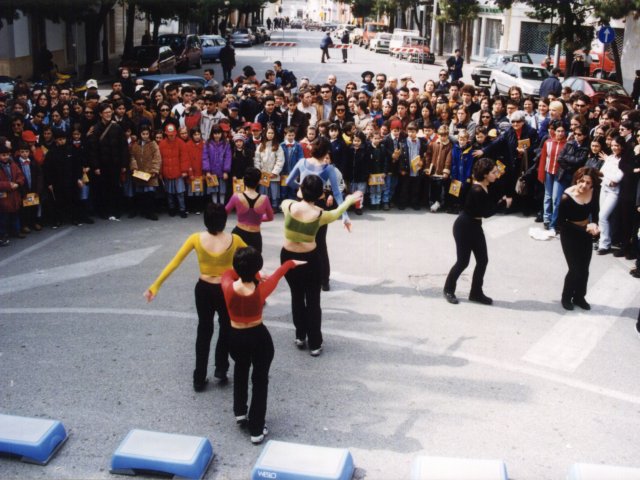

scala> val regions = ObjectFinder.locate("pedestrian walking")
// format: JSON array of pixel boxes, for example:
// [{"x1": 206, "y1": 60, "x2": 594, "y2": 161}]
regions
[
  {"x1": 220, "y1": 40, "x2": 236, "y2": 83},
  {"x1": 320, "y1": 32, "x2": 333, "y2": 64}
]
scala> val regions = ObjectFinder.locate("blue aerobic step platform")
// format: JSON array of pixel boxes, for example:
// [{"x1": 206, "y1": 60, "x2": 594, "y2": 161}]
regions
[
  {"x1": 0, "y1": 413, "x2": 68, "y2": 465},
  {"x1": 251, "y1": 440, "x2": 354, "y2": 480},
  {"x1": 410, "y1": 455, "x2": 508, "y2": 480},
  {"x1": 567, "y1": 463, "x2": 640, "y2": 479},
  {"x1": 110, "y1": 429, "x2": 213, "y2": 479}
]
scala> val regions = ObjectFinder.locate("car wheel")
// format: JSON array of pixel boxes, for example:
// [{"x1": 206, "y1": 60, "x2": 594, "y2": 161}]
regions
[{"x1": 490, "y1": 80, "x2": 499, "y2": 96}]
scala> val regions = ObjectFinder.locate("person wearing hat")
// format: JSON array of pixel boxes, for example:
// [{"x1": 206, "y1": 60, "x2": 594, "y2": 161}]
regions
[
  {"x1": 200, "y1": 94, "x2": 227, "y2": 142},
  {"x1": 230, "y1": 133, "x2": 252, "y2": 183},
  {"x1": 360, "y1": 71, "x2": 375, "y2": 95},
  {"x1": 0, "y1": 142, "x2": 25, "y2": 243},
  {"x1": 87, "y1": 102, "x2": 129, "y2": 220},
  {"x1": 220, "y1": 40, "x2": 236, "y2": 82},
  {"x1": 227, "y1": 102, "x2": 244, "y2": 131}
]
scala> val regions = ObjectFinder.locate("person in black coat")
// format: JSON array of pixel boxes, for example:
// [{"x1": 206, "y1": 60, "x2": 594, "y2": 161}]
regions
[
  {"x1": 220, "y1": 41, "x2": 236, "y2": 82},
  {"x1": 341, "y1": 29, "x2": 350, "y2": 63},
  {"x1": 475, "y1": 111, "x2": 538, "y2": 203},
  {"x1": 43, "y1": 131, "x2": 83, "y2": 226},
  {"x1": 343, "y1": 131, "x2": 369, "y2": 215},
  {"x1": 87, "y1": 103, "x2": 129, "y2": 219},
  {"x1": 283, "y1": 96, "x2": 309, "y2": 141},
  {"x1": 397, "y1": 122, "x2": 428, "y2": 210}
]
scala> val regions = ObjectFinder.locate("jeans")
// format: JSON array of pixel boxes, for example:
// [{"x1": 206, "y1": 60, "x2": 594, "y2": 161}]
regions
[
  {"x1": 550, "y1": 176, "x2": 570, "y2": 230},
  {"x1": 349, "y1": 181, "x2": 366, "y2": 209},
  {"x1": 382, "y1": 174, "x2": 397, "y2": 205},
  {"x1": 167, "y1": 192, "x2": 186, "y2": 213},
  {"x1": 369, "y1": 184, "x2": 383, "y2": 205},
  {"x1": 598, "y1": 188, "x2": 619, "y2": 250},
  {"x1": 259, "y1": 181, "x2": 280, "y2": 209}
]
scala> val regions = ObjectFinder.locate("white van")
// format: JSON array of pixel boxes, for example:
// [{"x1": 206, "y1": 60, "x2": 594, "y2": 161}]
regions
[{"x1": 389, "y1": 29, "x2": 420, "y2": 57}]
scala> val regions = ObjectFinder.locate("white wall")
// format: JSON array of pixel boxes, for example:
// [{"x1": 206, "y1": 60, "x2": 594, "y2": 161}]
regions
[
  {"x1": 621, "y1": 12, "x2": 640, "y2": 93},
  {"x1": 13, "y1": 12, "x2": 31, "y2": 57},
  {"x1": 45, "y1": 19, "x2": 65, "y2": 50}
]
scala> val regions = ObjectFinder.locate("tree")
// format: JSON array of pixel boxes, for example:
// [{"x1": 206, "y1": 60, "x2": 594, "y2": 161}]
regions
[
  {"x1": 496, "y1": 0, "x2": 594, "y2": 77},
  {"x1": 584, "y1": 0, "x2": 640, "y2": 81},
  {"x1": 437, "y1": 0, "x2": 479, "y2": 61}
]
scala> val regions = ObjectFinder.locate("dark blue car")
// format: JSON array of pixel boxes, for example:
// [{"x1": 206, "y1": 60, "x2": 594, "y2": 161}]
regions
[{"x1": 200, "y1": 35, "x2": 226, "y2": 63}]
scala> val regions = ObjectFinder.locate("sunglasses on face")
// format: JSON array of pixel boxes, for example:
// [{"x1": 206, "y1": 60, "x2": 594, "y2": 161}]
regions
[{"x1": 160, "y1": 108, "x2": 170, "y2": 112}]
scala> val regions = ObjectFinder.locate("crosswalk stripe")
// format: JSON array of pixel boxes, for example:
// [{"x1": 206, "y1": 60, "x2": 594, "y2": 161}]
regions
[{"x1": 522, "y1": 267, "x2": 638, "y2": 372}]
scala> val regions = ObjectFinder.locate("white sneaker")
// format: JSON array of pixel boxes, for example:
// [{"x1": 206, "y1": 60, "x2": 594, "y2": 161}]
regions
[
  {"x1": 108, "y1": 216, "x2": 121, "y2": 222},
  {"x1": 546, "y1": 228, "x2": 556, "y2": 237},
  {"x1": 236, "y1": 415, "x2": 248, "y2": 427},
  {"x1": 294, "y1": 339, "x2": 305, "y2": 349},
  {"x1": 310, "y1": 347, "x2": 323, "y2": 357},
  {"x1": 251, "y1": 426, "x2": 269, "y2": 445},
  {"x1": 430, "y1": 201, "x2": 440, "y2": 213}
]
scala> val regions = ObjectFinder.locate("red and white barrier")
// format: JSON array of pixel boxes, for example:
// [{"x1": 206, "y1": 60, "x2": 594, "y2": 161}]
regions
[
  {"x1": 264, "y1": 41, "x2": 297, "y2": 47},
  {"x1": 390, "y1": 47, "x2": 422, "y2": 55},
  {"x1": 328, "y1": 44, "x2": 353, "y2": 49}
]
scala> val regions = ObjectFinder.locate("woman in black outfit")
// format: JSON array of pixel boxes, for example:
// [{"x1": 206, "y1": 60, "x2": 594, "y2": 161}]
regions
[
  {"x1": 556, "y1": 166, "x2": 601, "y2": 311},
  {"x1": 444, "y1": 158, "x2": 512, "y2": 305}
]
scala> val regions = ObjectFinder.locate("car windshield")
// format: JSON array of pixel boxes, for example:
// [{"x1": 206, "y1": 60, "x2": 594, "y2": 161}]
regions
[
  {"x1": 590, "y1": 81, "x2": 627, "y2": 95},
  {"x1": 125, "y1": 46, "x2": 158, "y2": 60},
  {"x1": 367, "y1": 24, "x2": 387, "y2": 33},
  {"x1": 520, "y1": 67, "x2": 549, "y2": 80},
  {"x1": 158, "y1": 36, "x2": 184, "y2": 51}
]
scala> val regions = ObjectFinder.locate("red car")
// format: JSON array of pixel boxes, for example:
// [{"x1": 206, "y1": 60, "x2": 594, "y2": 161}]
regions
[{"x1": 561, "y1": 77, "x2": 634, "y2": 109}]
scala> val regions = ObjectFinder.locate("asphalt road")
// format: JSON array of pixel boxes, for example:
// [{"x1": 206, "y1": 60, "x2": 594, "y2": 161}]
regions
[{"x1": 2, "y1": 29, "x2": 640, "y2": 480}]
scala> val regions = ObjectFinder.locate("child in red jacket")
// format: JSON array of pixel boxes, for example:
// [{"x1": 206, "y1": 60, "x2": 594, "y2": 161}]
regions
[
  {"x1": 186, "y1": 127, "x2": 205, "y2": 214},
  {"x1": 158, "y1": 124, "x2": 190, "y2": 218},
  {"x1": 0, "y1": 143, "x2": 25, "y2": 245}
]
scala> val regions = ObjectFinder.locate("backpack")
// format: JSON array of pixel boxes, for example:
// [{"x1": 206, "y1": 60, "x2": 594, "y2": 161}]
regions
[{"x1": 283, "y1": 69, "x2": 297, "y2": 89}]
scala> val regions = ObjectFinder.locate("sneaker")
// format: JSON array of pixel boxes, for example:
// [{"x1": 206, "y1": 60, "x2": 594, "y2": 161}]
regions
[
  {"x1": 0, "y1": 238, "x2": 9, "y2": 247},
  {"x1": 546, "y1": 228, "x2": 556, "y2": 237},
  {"x1": 236, "y1": 415, "x2": 248, "y2": 427},
  {"x1": 613, "y1": 249, "x2": 625, "y2": 258},
  {"x1": 543, "y1": 222, "x2": 550, "y2": 230},
  {"x1": 294, "y1": 339, "x2": 306, "y2": 349},
  {"x1": 214, "y1": 369, "x2": 228, "y2": 384},
  {"x1": 430, "y1": 201, "x2": 440, "y2": 213},
  {"x1": 535, "y1": 214, "x2": 544, "y2": 223},
  {"x1": 630, "y1": 268, "x2": 640, "y2": 278},
  {"x1": 108, "y1": 216, "x2": 121, "y2": 222},
  {"x1": 597, "y1": 248, "x2": 611, "y2": 255},
  {"x1": 572, "y1": 297, "x2": 591, "y2": 310},
  {"x1": 382, "y1": 203, "x2": 390, "y2": 211},
  {"x1": 251, "y1": 426, "x2": 269, "y2": 445},
  {"x1": 180, "y1": 211, "x2": 188, "y2": 219},
  {"x1": 309, "y1": 347, "x2": 323, "y2": 357}
]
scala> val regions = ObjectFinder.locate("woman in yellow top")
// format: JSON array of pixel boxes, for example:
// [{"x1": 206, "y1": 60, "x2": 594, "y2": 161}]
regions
[
  {"x1": 144, "y1": 203, "x2": 247, "y2": 391},
  {"x1": 280, "y1": 172, "x2": 362, "y2": 357}
]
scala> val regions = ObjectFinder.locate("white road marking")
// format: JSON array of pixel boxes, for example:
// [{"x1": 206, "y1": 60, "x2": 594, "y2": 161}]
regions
[
  {"x1": 522, "y1": 268, "x2": 638, "y2": 372},
  {"x1": 0, "y1": 246, "x2": 160, "y2": 296},
  {"x1": 3, "y1": 306, "x2": 640, "y2": 406},
  {"x1": 0, "y1": 228, "x2": 73, "y2": 269}
]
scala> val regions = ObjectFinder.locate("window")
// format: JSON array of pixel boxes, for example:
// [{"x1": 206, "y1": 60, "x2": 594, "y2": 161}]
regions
[{"x1": 520, "y1": 67, "x2": 549, "y2": 80}]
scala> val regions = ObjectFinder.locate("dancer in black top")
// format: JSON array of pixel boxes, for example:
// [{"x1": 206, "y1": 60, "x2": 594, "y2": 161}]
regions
[
  {"x1": 444, "y1": 158, "x2": 512, "y2": 305},
  {"x1": 556, "y1": 166, "x2": 601, "y2": 311}
]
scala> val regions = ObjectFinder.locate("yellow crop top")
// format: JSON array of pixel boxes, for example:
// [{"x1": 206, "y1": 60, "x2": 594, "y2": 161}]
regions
[
  {"x1": 281, "y1": 197, "x2": 355, "y2": 243},
  {"x1": 148, "y1": 233, "x2": 247, "y2": 295}
]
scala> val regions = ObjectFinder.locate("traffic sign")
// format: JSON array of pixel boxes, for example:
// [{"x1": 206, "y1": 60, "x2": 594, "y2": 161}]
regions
[{"x1": 598, "y1": 26, "x2": 615, "y2": 44}]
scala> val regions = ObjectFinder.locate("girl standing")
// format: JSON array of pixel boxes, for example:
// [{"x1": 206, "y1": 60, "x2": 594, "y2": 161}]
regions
[
  {"x1": 254, "y1": 125, "x2": 285, "y2": 210},
  {"x1": 203, "y1": 124, "x2": 232, "y2": 205},
  {"x1": 597, "y1": 136, "x2": 625, "y2": 254},
  {"x1": 130, "y1": 125, "x2": 161, "y2": 221},
  {"x1": 557, "y1": 167, "x2": 601, "y2": 310},
  {"x1": 186, "y1": 128, "x2": 205, "y2": 215}
]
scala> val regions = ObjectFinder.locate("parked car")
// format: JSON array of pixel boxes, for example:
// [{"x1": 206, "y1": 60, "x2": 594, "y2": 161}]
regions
[
  {"x1": 562, "y1": 76, "x2": 634, "y2": 109},
  {"x1": 0, "y1": 76, "x2": 17, "y2": 95},
  {"x1": 304, "y1": 20, "x2": 322, "y2": 31},
  {"x1": 254, "y1": 27, "x2": 270, "y2": 43},
  {"x1": 369, "y1": 32, "x2": 392, "y2": 54},
  {"x1": 118, "y1": 45, "x2": 176, "y2": 75},
  {"x1": 200, "y1": 35, "x2": 226, "y2": 63},
  {"x1": 137, "y1": 74, "x2": 206, "y2": 94},
  {"x1": 389, "y1": 29, "x2": 420, "y2": 57},
  {"x1": 231, "y1": 28, "x2": 256, "y2": 47},
  {"x1": 489, "y1": 62, "x2": 550, "y2": 98},
  {"x1": 542, "y1": 50, "x2": 616, "y2": 78},
  {"x1": 321, "y1": 22, "x2": 338, "y2": 32},
  {"x1": 290, "y1": 20, "x2": 304, "y2": 29},
  {"x1": 395, "y1": 36, "x2": 435, "y2": 64},
  {"x1": 471, "y1": 51, "x2": 533, "y2": 86},
  {"x1": 157, "y1": 34, "x2": 202, "y2": 72},
  {"x1": 349, "y1": 28, "x2": 364, "y2": 45},
  {"x1": 362, "y1": 22, "x2": 389, "y2": 49}
]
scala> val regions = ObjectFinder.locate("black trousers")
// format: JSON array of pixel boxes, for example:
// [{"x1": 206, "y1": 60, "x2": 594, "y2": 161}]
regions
[
  {"x1": 444, "y1": 213, "x2": 488, "y2": 295},
  {"x1": 280, "y1": 248, "x2": 323, "y2": 350},
  {"x1": 232, "y1": 226, "x2": 262, "y2": 253},
  {"x1": 193, "y1": 280, "x2": 231, "y2": 383},
  {"x1": 229, "y1": 324, "x2": 274, "y2": 437},
  {"x1": 397, "y1": 175, "x2": 425, "y2": 209},
  {"x1": 93, "y1": 172, "x2": 121, "y2": 218},
  {"x1": 321, "y1": 47, "x2": 330, "y2": 62},
  {"x1": 560, "y1": 228, "x2": 592, "y2": 302}
]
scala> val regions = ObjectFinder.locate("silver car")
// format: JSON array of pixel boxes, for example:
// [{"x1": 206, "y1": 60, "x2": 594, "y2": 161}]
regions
[
  {"x1": 231, "y1": 28, "x2": 255, "y2": 47},
  {"x1": 370, "y1": 32, "x2": 392, "y2": 54},
  {"x1": 489, "y1": 62, "x2": 550, "y2": 99}
]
